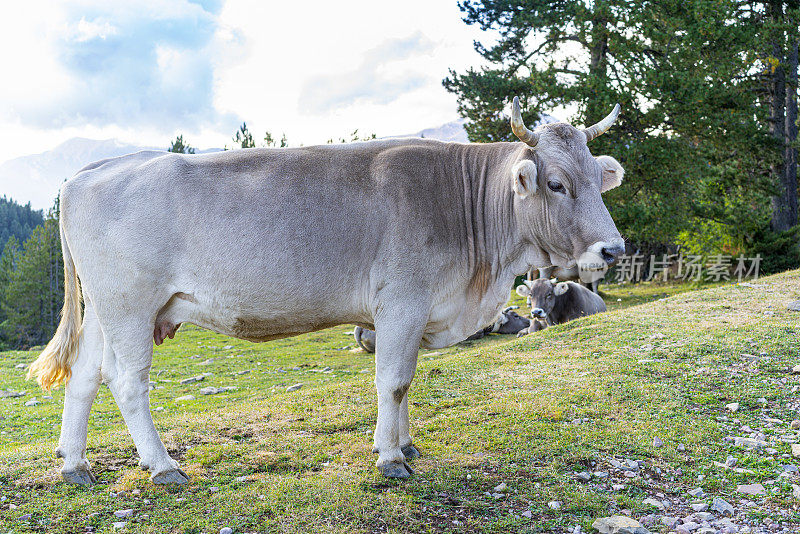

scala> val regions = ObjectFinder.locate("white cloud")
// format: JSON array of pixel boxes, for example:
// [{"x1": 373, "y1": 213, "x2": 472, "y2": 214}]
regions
[
  {"x1": 299, "y1": 32, "x2": 435, "y2": 114},
  {"x1": 71, "y1": 17, "x2": 118, "y2": 42},
  {"x1": 0, "y1": 1, "x2": 242, "y2": 132},
  {"x1": 211, "y1": 0, "x2": 490, "y2": 146},
  {"x1": 0, "y1": 0, "x2": 492, "y2": 166}
]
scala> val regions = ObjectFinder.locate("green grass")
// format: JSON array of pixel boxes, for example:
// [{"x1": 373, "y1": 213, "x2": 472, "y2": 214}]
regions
[{"x1": 0, "y1": 275, "x2": 797, "y2": 533}]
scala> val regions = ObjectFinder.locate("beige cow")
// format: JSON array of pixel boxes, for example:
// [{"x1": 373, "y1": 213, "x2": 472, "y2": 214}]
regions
[{"x1": 29, "y1": 96, "x2": 625, "y2": 484}]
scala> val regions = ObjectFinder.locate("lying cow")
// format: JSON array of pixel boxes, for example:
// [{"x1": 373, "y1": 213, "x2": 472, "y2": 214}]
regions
[
  {"x1": 515, "y1": 279, "x2": 606, "y2": 334},
  {"x1": 354, "y1": 325, "x2": 376, "y2": 353},
  {"x1": 29, "y1": 95, "x2": 625, "y2": 484},
  {"x1": 465, "y1": 306, "x2": 530, "y2": 340},
  {"x1": 355, "y1": 306, "x2": 530, "y2": 352}
]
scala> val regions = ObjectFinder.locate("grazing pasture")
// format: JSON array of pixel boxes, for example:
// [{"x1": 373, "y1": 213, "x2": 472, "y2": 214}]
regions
[{"x1": 0, "y1": 274, "x2": 798, "y2": 533}]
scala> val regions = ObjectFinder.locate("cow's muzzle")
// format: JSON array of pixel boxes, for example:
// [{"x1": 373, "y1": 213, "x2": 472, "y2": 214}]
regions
[
  {"x1": 587, "y1": 238, "x2": 625, "y2": 266},
  {"x1": 531, "y1": 308, "x2": 547, "y2": 319}
]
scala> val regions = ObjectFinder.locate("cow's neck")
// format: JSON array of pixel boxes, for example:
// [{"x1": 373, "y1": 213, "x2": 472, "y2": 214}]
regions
[{"x1": 455, "y1": 142, "x2": 534, "y2": 307}]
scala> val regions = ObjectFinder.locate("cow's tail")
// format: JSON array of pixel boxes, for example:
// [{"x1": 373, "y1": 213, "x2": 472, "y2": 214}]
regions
[{"x1": 27, "y1": 218, "x2": 82, "y2": 391}]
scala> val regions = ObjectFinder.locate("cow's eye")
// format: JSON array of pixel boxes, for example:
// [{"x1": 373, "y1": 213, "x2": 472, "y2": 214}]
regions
[{"x1": 547, "y1": 180, "x2": 566, "y2": 194}]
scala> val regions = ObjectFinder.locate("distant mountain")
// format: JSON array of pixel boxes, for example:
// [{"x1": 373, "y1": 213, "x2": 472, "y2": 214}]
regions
[
  {"x1": 403, "y1": 119, "x2": 470, "y2": 143},
  {"x1": 0, "y1": 115, "x2": 560, "y2": 210},
  {"x1": 394, "y1": 114, "x2": 558, "y2": 144}
]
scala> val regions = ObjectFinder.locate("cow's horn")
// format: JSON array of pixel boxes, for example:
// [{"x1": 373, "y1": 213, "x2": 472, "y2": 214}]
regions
[
  {"x1": 583, "y1": 103, "x2": 621, "y2": 142},
  {"x1": 510, "y1": 96, "x2": 539, "y2": 147}
]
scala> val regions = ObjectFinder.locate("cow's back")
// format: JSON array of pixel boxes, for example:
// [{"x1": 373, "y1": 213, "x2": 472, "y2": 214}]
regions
[{"x1": 553, "y1": 282, "x2": 606, "y2": 322}]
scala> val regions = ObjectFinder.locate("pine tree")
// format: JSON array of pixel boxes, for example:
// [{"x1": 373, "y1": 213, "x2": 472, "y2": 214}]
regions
[
  {"x1": 764, "y1": 0, "x2": 800, "y2": 231},
  {"x1": 263, "y1": 131, "x2": 289, "y2": 148},
  {"x1": 168, "y1": 134, "x2": 196, "y2": 154},
  {"x1": 444, "y1": 0, "x2": 778, "y2": 256},
  {"x1": 0, "y1": 235, "x2": 19, "y2": 341},
  {"x1": 0, "y1": 196, "x2": 44, "y2": 251},
  {"x1": 233, "y1": 123, "x2": 256, "y2": 149},
  {"x1": 1, "y1": 201, "x2": 63, "y2": 349}
]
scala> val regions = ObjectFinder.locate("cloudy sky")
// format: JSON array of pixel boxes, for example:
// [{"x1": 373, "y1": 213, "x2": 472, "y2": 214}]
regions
[{"x1": 0, "y1": 0, "x2": 492, "y2": 163}]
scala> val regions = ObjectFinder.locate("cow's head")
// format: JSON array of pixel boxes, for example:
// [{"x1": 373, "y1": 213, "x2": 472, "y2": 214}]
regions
[
  {"x1": 515, "y1": 279, "x2": 568, "y2": 319},
  {"x1": 489, "y1": 306, "x2": 531, "y2": 335},
  {"x1": 509, "y1": 96, "x2": 625, "y2": 268}
]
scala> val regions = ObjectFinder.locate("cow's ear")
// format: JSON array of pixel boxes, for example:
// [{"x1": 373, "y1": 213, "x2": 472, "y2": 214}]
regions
[
  {"x1": 554, "y1": 282, "x2": 569, "y2": 296},
  {"x1": 596, "y1": 155, "x2": 624, "y2": 193},
  {"x1": 512, "y1": 160, "x2": 537, "y2": 199},
  {"x1": 515, "y1": 281, "x2": 532, "y2": 297}
]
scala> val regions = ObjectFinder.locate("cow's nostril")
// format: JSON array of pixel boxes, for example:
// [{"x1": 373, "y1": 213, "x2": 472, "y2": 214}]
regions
[{"x1": 601, "y1": 244, "x2": 624, "y2": 265}]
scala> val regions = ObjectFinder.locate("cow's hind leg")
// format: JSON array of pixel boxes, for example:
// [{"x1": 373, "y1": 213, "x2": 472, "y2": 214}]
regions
[
  {"x1": 102, "y1": 321, "x2": 188, "y2": 484},
  {"x1": 58, "y1": 303, "x2": 103, "y2": 484},
  {"x1": 372, "y1": 304, "x2": 425, "y2": 478}
]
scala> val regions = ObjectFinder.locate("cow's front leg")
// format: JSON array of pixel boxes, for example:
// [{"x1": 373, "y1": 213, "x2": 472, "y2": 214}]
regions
[
  {"x1": 398, "y1": 393, "x2": 420, "y2": 460},
  {"x1": 103, "y1": 335, "x2": 188, "y2": 484},
  {"x1": 372, "y1": 307, "x2": 425, "y2": 478}
]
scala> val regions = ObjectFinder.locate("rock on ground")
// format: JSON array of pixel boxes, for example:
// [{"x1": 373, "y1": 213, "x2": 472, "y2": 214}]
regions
[
  {"x1": 642, "y1": 497, "x2": 665, "y2": 510},
  {"x1": 733, "y1": 436, "x2": 767, "y2": 449},
  {"x1": 286, "y1": 383, "x2": 303, "y2": 392},
  {"x1": 591, "y1": 515, "x2": 651, "y2": 534},
  {"x1": 710, "y1": 496, "x2": 735, "y2": 517},
  {"x1": 179, "y1": 374, "x2": 209, "y2": 385},
  {"x1": 199, "y1": 386, "x2": 237, "y2": 395},
  {"x1": 736, "y1": 483, "x2": 766, "y2": 495},
  {"x1": 661, "y1": 516, "x2": 678, "y2": 528},
  {"x1": 688, "y1": 487, "x2": 706, "y2": 498}
]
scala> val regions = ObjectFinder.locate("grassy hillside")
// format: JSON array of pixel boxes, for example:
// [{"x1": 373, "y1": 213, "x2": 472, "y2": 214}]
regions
[{"x1": 0, "y1": 275, "x2": 797, "y2": 533}]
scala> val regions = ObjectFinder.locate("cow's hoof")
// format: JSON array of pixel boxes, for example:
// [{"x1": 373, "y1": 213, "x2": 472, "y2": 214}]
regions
[
  {"x1": 378, "y1": 460, "x2": 414, "y2": 479},
  {"x1": 401, "y1": 444, "x2": 420, "y2": 460},
  {"x1": 151, "y1": 468, "x2": 189, "y2": 485},
  {"x1": 62, "y1": 468, "x2": 96, "y2": 485},
  {"x1": 371, "y1": 445, "x2": 379, "y2": 454}
]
